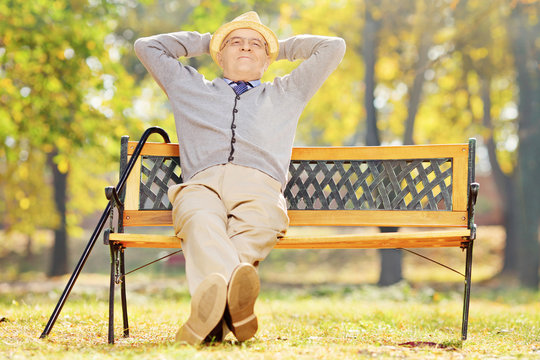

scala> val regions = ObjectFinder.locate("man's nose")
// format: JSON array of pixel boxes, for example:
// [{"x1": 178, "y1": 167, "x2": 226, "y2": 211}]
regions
[{"x1": 240, "y1": 43, "x2": 252, "y2": 51}]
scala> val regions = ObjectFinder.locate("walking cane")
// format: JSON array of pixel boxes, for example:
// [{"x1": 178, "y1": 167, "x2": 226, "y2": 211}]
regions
[{"x1": 40, "y1": 127, "x2": 170, "y2": 339}]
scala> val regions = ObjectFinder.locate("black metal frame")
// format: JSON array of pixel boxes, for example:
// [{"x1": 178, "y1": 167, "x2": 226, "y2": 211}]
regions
[
  {"x1": 106, "y1": 242, "x2": 129, "y2": 343},
  {"x1": 39, "y1": 127, "x2": 170, "y2": 343},
  {"x1": 461, "y1": 138, "x2": 480, "y2": 340}
]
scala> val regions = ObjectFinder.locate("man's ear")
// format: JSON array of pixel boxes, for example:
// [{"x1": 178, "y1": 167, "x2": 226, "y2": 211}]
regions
[
  {"x1": 263, "y1": 55, "x2": 271, "y2": 72},
  {"x1": 217, "y1": 52, "x2": 224, "y2": 68}
]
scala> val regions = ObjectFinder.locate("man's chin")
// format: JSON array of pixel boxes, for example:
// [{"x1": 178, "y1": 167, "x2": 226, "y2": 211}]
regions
[{"x1": 228, "y1": 69, "x2": 261, "y2": 80}]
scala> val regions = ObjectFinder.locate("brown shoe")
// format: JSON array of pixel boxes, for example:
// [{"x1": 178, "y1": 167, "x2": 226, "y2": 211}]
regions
[
  {"x1": 226, "y1": 263, "x2": 260, "y2": 342},
  {"x1": 176, "y1": 273, "x2": 227, "y2": 345},
  {"x1": 203, "y1": 319, "x2": 227, "y2": 343}
]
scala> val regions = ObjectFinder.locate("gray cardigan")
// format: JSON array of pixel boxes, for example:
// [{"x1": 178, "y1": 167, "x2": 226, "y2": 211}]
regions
[{"x1": 134, "y1": 31, "x2": 345, "y2": 188}]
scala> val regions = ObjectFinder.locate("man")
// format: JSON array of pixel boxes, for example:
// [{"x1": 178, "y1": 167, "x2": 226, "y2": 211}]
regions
[{"x1": 134, "y1": 11, "x2": 345, "y2": 344}]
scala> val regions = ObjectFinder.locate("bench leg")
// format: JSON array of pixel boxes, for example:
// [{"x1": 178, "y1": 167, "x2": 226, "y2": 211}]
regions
[
  {"x1": 461, "y1": 241, "x2": 474, "y2": 340},
  {"x1": 108, "y1": 244, "x2": 117, "y2": 344},
  {"x1": 119, "y1": 248, "x2": 129, "y2": 338}
]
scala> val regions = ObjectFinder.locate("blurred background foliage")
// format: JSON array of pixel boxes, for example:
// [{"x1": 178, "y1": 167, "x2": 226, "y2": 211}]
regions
[{"x1": 0, "y1": 0, "x2": 538, "y2": 287}]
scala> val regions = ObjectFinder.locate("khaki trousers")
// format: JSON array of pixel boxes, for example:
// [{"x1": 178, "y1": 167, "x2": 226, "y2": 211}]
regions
[{"x1": 168, "y1": 163, "x2": 289, "y2": 294}]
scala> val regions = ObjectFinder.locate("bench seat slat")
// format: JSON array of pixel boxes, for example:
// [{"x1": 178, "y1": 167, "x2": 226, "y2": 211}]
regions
[
  {"x1": 123, "y1": 210, "x2": 469, "y2": 228},
  {"x1": 108, "y1": 229, "x2": 470, "y2": 250}
]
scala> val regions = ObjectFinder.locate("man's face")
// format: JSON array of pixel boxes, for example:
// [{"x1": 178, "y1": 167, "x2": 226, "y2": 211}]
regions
[{"x1": 217, "y1": 28, "x2": 270, "y2": 82}]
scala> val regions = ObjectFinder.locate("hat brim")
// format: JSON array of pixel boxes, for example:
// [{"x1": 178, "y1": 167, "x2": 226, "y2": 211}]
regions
[{"x1": 210, "y1": 20, "x2": 279, "y2": 67}]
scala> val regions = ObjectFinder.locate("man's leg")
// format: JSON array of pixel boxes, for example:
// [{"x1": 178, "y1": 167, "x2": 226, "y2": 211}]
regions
[
  {"x1": 221, "y1": 164, "x2": 289, "y2": 341},
  {"x1": 223, "y1": 165, "x2": 289, "y2": 266},
  {"x1": 169, "y1": 181, "x2": 240, "y2": 295},
  {"x1": 168, "y1": 167, "x2": 241, "y2": 343}
]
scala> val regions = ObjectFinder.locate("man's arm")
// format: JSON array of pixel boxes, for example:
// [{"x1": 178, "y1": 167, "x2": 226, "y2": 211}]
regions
[
  {"x1": 276, "y1": 35, "x2": 346, "y2": 101},
  {"x1": 134, "y1": 31, "x2": 211, "y2": 94}
]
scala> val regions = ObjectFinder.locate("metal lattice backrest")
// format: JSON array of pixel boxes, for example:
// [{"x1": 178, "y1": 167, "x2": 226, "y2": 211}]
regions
[
  {"x1": 138, "y1": 156, "x2": 453, "y2": 211},
  {"x1": 140, "y1": 156, "x2": 182, "y2": 210},
  {"x1": 286, "y1": 159, "x2": 452, "y2": 210}
]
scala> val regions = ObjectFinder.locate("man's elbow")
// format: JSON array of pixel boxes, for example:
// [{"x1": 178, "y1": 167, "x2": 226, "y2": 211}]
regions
[
  {"x1": 134, "y1": 37, "x2": 152, "y2": 57},
  {"x1": 321, "y1": 37, "x2": 346, "y2": 66},
  {"x1": 333, "y1": 37, "x2": 346, "y2": 60}
]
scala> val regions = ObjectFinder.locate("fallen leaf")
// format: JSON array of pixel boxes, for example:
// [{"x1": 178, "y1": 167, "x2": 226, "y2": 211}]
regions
[{"x1": 399, "y1": 341, "x2": 456, "y2": 350}]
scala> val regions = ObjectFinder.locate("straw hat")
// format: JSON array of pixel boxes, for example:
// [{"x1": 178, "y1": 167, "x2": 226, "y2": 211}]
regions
[{"x1": 210, "y1": 11, "x2": 279, "y2": 67}]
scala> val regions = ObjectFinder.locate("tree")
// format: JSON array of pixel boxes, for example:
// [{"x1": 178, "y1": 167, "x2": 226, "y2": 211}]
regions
[
  {"x1": 358, "y1": 0, "x2": 401, "y2": 286},
  {"x1": 269, "y1": 0, "x2": 539, "y2": 287},
  {"x1": 451, "y1": 0, "x2": 522, "y2": 276},
  {"x1": 273, "y1": 0, "x2": 450, "y2": 285},
  {"x1": 0, "y1": 144, "x2": 57, "y2": 257},
  {"x1": 447, "y1": 0, "x2": 539, "y2": 287},
  {"x1": 508, "y1": 0, "x2": 540, "y2": 288},
  {"x1": 283, "y1": 0, "x2": 539, "y2": 287},
  {"x1": 0, "y1": 0, "x2": 142, "y2": 276}
]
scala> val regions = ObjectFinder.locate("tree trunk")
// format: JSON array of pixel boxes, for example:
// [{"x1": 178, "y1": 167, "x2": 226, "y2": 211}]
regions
[
  {"x1": 386, "y1": 25, "x2": 432, "y2": 285},
  {"x1": 403, "y1": 33, "x2": 429, "y2": 146},
  {"x1": 47, "y1": 150, "x2": 69, "y2": 277},
  {"x1": 362, "y1": 2, "x2": 380, "y2": 147},
  {"x1": 480, "y1": 78, "x2": 520, "y2": 275},
  {"x1": 509, "y1": 3, "x2": 540, "y2": 289},
  {"x1": 377, "y1": 227, "x2": 402, "y2": 286},
  {"x1": 25, "y1": 234, "x2": 34, "y2": 260},
  {"x1": 361, "y1": 2, "x2": 403, "y2": 286},
  {"x1": 500, "y1": 188, "x2": 520, "y2": 274}
]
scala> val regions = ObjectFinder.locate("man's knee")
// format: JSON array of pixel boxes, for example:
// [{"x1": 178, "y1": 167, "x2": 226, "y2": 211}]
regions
[
  {"x1": 183, "y1": 208, "x2": 223, "y2": 226},
  {"x1": 174, "y1": 208, "x2": 225, "y2": 235}
]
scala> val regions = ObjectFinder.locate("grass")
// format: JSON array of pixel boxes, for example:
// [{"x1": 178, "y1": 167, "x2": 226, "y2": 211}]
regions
[
  {"x1": 1, "y1": 274, "x2": 539, "y2": 359},
  {"x1": 1, "y1": 226, "x2": 539, "y2": 358}
]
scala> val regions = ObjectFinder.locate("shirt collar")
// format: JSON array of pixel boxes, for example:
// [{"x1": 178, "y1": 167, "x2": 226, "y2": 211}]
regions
[{"x1": 224, "y1": 78, "x2": 261, "y2": 88}]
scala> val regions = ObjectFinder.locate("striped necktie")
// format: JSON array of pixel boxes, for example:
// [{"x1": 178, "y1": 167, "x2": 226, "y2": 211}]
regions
[{"x1": 232, "y1": 81, "x2": 249, "y2": 95}]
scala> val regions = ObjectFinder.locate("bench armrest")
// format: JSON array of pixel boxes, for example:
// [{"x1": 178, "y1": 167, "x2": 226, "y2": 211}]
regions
[{"x1": 468, "y1": 182, "x2": 480, "y2": 239}]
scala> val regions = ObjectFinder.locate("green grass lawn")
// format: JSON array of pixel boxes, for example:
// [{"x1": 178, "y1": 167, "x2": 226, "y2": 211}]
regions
[
  {"x1": 1, "y1": 274, "x2": 539, "y2": 359},
  {"x1": 1, "y1": 226, "x2": 539, "y2": 358}
]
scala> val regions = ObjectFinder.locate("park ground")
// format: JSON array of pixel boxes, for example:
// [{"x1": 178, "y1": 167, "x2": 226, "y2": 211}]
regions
[{"x1": 1, "y1": 225, "x2": 539, "y2": 359}]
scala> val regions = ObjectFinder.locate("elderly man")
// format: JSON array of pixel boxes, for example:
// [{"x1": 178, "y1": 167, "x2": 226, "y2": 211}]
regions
[{"x1": 134, "y1": 11, "x2": 345, "y2": 344}]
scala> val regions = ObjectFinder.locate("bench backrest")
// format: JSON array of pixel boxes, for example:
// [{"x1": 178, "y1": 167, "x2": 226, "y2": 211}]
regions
[{"x1": 120, "y1": 138, "x2": 475, "y2": 229}]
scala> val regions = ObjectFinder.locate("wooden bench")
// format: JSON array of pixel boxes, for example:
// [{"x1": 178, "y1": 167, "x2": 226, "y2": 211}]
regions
[{"x1": 104, "y1": 129, "x2": 479, "y2": 344}]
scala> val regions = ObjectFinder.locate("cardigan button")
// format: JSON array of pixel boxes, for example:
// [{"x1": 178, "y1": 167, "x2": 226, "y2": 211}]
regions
[
  {"x1": 236, "y1": 95, "x2": 241, "y2": 100},
  {"x1": 233, "y1": 109, "x2": 238, "y2": 113}
]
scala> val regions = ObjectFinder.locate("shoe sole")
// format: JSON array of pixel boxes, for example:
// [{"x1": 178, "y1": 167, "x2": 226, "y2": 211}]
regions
[
  {"x1": 176, "y1": 273, "x2": 227, "y2": 345},
  {"x1": 227, "y1": 263, "x2": 260, "y2": 341}
]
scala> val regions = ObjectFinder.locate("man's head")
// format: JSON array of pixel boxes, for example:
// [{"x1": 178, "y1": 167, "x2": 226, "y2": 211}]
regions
[
  {"x1": 210, "y1": 11, "x2": 279, "y2": 81},
  {"x1": 217, "y1": 28, "x2": 270, "y2": 81}
]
